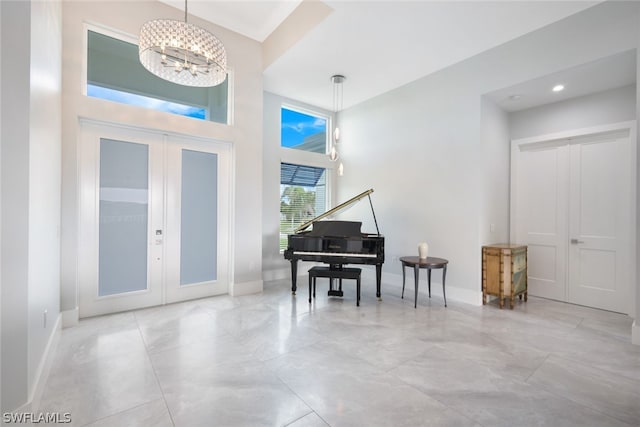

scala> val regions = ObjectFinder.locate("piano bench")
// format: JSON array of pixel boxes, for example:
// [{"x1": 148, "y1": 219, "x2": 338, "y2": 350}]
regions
[{"x1": 308, "y1": 266, "x2": 361, "y2": 306}]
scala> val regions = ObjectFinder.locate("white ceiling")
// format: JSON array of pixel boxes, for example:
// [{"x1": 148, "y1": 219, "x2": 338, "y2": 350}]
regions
[
  {"x1": 162, "y1": 1, "x2": 617, "y2": 111},
  {"x1": 486, "y1": 49, "x2": 637, "y2": 112},
  {"x1": 159, "y1": 0, "x2": 302, "y2": 42}
]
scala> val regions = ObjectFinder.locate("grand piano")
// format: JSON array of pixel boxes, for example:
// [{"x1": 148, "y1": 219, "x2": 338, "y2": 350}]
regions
[{"x1": 283, "y1": 189, "x2": 385, "y2": 298}]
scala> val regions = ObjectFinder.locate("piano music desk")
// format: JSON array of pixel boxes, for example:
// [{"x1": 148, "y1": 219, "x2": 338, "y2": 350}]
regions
[
  {"x1": 308, "y1": 266, "x2": 362, "y2": 306},
  {"x1": 399, "y1": 256, "x2": 448, "y2": 308}
]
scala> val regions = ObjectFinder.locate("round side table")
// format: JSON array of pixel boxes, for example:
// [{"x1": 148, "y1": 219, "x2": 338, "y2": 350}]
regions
[{"x1": 399, "y1": 256, "x2": 448, "y2": 308}]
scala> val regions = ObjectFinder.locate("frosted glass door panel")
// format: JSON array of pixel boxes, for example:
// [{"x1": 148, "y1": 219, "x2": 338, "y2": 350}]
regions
[
  {"x1": 99, "y1": 139, "x2": 149, "y2": 296},
  {"x1": 180, "y1": 149, "x2": 218, "y2": 285}
]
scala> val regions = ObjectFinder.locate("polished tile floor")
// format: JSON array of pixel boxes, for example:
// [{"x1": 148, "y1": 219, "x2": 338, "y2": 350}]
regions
[{"x1": 38, "y1": 279, "x2": 640, "y2": 426}]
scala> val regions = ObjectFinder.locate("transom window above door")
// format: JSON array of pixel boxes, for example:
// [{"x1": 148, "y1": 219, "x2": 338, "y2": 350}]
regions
[{"x1": 86, "y1": 29, "x2": 230, "y2": 124}]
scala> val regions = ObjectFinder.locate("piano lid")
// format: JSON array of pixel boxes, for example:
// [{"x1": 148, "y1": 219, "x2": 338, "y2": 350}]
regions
[{"x1": 295, "y1": 188, "x2": 380, "y2": 235}]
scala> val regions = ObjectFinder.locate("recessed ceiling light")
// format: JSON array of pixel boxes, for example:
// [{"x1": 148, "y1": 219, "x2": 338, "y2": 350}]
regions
[
  {"x1": 509, "y1": 94, "x2": 523, "y2": 101},
  {"x1": 552, "y1": 84, "x2": 565, "y2": 92}
]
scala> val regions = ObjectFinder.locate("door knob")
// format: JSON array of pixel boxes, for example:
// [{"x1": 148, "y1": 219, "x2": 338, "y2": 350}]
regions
[{"x1": 570, "y1": 238, "x2": 585, "y2": 244}]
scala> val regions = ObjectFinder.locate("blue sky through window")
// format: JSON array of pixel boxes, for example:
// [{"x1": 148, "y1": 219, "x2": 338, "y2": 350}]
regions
[
  {"x1": 281, "y1": 108, "x2": 326, "y2": 149},
  {"x1": 87, "y1": 85, "x2": 206, "y2": 119}
]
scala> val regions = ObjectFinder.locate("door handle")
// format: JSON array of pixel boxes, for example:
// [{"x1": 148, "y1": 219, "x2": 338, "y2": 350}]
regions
[{"x1": 570, "y1": 238, "x2": 585, "y2": 244}]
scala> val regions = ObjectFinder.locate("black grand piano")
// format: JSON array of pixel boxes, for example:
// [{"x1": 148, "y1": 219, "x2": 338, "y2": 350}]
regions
[{"x1": 283, "y1": 189, "x2": 385, "y2": 298}]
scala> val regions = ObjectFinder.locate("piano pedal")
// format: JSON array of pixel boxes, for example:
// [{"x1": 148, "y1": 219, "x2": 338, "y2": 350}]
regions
[{"x1": 327, "y1": 290, "x2": 344, "y2": 297}]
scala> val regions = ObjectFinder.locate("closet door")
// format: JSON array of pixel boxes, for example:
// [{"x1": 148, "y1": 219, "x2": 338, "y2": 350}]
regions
[
  {"x1": 567, "y1": 131, "x2": 632, "y2": 312},
  {"x1": 511, "y1": 123, "x2": 635, "y2": 314},
  {"x1": 513, "y1": 144, "x2": 569, "y2": 302}
]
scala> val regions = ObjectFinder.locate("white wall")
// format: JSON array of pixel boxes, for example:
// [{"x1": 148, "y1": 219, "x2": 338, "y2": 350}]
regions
[
  {"x1": 0, "y1": 1, "x2": 30, "y2": 411},
  {"x1": 60, "y1": 1, "x2": 264, "y2": 319},
  {"x1": 337, "y1": 1, "x2": 639, "y2": 305},
  {"x1": 1, "y1": 0, "x2": 62, "y2": 411},
  {"x1": 510, "y1": 84, "x2": 637, "y2": 140},
  {"x1": 635, "y1": 33, "x2": 640, "y2": 345},
  {"x1": 480, "y1": 97, "x2": 510, "y2": 246},
  {"x1": 28, "y1": 0, "x2": 62, "y2": 402},
  {"x1": 263, "y1": 92, "x2": 286, "y2": 279},
  {"x1": 1, "y1": 0, "x2": 4, "y2": 411}
]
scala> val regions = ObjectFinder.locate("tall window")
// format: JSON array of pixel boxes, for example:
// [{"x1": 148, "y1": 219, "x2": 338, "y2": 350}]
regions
[
  {"x1": 280, "y1": 163, "x2": 326, "y2": 251},
  {"x1": 279, "y1": 105, "x2": 331, "y2": 252},
  {"x1": 87, "y1": 29, "x2": 229, "y2": 123}
]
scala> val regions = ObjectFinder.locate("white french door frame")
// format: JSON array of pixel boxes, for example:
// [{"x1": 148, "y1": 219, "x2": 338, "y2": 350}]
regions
[
  {"x1": 163, "y1": 134, "x2": 232, "y2": 303},
  {"x1": 77, "y1": 119, "x2": 233, "y2": 318},
  {"x1": 510, "y1": 121, "x2": 636, "y2": 315}
]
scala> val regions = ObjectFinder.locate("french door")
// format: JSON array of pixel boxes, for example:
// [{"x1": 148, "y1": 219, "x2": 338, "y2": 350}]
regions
[
  {"x1": 511, "y1": 123, "x2": 635, "y2": 314},
  {"x1": 78, "y1": 121, "x2": 231, "y2": 318}
]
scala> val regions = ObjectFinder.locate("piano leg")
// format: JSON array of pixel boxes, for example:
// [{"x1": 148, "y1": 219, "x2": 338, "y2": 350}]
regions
[
  {"x1": 290, "y1": 260, "x2": 298, "y2": 294},
  {"x1": 376, "y1": 263, "x2": 382, "y2": 299}
]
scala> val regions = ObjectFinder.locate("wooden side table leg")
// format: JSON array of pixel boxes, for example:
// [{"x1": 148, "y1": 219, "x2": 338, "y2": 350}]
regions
[
  {"x1": 357, "y1": 276, "x2": 361, "y2": 306},
  {"x1": 482, "y1": 251, "x2": 486, "y2": 305},
  {"x1": 413, "y1": 265, "x2": 419, "y2": 309},
  {"x1": 499, "y1": 256, "x2": 504, "y2": 309},
  {"x1": 308, "y1": 273, "x2": 312, "y2": 303},
  {"x1": 427, "y1": 268, "x2": 432, "y2": 298},
  {"x1": 442, "y1": 265, "x2": 447, "y2": 307},
  {"x1": 401, "y1": 263, "x2": 406, "y2": 299}
]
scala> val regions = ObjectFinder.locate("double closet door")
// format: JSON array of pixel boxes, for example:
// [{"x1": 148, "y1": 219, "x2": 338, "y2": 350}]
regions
[
  {"x1": 511, "y1": 123, "x2": 635, "y2": 314},
  {"x1": 78, "y1": 121, "x2": 231, "y2": 318}
]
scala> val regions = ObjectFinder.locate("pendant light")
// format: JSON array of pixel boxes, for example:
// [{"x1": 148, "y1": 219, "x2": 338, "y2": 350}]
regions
[
  {"x1": 139, "y1": 0, "x2": 227, "y2": 87},
  {"x1": 330, "y1": 75, "x2": 345, "y2": 175}
]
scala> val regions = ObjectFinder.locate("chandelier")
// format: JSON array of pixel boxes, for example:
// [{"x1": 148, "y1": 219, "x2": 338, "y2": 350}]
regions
[
  {"x1": 329, "y1": 75, "x2": 345, "y2": 176},
  {"x1": 139, "y1": 0, "x2": 227, "y2": 87}
]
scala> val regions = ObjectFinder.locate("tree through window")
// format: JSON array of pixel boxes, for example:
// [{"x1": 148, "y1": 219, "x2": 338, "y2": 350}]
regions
[{"x1": 279, "y1": 163, "x2": 326, "y2": 251}]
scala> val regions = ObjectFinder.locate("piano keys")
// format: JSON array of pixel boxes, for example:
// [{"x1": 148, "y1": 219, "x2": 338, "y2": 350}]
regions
[{"x1": 283, "y1": 189, "x2": 385, "y2": 298}]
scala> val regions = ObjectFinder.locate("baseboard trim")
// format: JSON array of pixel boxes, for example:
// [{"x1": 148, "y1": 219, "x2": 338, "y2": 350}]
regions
[
  {"x1": 633, "y1": 320, "x2": 640, "y2": 346},
  {"x1": 361, "y1": 269, "x2": 483, "y2": 306},
  {"x1": 262, "y1": 267, "x2": 290, "y2": 282},
  {"x1": 230, "y1": 279, "x2": 263, "y2": 296},
  {"x1": 61, "y1": 307, "x2": 79, "y2": 328},
  {"x1": 263, "y1": 263, "x2": 327, "y2": 284},
  {"x1": 30, "y1": 313, "x2": 62, "y2": 412}
]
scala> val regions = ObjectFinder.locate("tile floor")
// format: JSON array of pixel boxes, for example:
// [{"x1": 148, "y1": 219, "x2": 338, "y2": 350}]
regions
[{"x1": 37, "y1": 279, "x2": 640, "y2": 426}]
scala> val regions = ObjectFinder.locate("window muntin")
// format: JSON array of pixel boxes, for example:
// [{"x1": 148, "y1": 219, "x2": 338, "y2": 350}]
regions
[
  {"x1": 281, "y1": 107, "x2": 327, "y2": 153},
  {"x1": 87, "y1": 29, "x2": 228, "y2": 123},
  {"x1": 280, "y1": 163, "x2": 326, "y2": 251}
]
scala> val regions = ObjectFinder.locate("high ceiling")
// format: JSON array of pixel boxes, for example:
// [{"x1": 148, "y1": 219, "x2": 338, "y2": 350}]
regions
[
  {"x1": 161, "y1": 1, "x2": 609, "y2": 110},
  {"x1": 486, "y1": 49, "x2": 637, "y2": 113}
]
